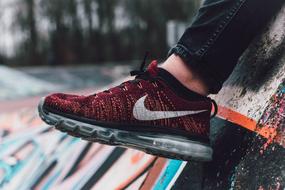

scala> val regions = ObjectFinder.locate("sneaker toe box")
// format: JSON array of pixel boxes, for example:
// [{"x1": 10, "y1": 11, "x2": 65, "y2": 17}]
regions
[{"x1": 43, "y1": 93, "x2": 83, "y2": 114}]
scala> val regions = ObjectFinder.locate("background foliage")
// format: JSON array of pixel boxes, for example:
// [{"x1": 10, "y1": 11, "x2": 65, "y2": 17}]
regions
[{"x1": 1, "y1": 0, "x2": 200, "y2": 65}]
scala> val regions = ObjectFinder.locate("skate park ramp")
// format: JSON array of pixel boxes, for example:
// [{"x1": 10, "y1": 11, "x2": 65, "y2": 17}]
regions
[
  {"x1": 0, "y1": 5, "x2": 284, "y2": 190},
  {"x1": 0, "y1": 66, "x2": 62, "y2": 101},
  {"x1": 0, "y1": 64, "x2": 130, "y2": 101}
]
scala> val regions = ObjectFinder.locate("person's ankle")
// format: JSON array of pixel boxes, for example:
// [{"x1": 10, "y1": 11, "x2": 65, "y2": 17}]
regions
[{"x1": 160, "y1": 54, "x2": 210, "y2": 96}]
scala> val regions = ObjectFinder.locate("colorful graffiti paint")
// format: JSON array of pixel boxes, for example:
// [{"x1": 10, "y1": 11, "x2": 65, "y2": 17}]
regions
[{"x1": 0, "y1": 110, "x2": 156, "y2": 190}]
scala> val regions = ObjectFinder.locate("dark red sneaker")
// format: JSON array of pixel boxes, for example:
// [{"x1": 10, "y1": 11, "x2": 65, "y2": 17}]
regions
[{"x1": 38, "y1": 60, "x2": 217, "y2": 161}]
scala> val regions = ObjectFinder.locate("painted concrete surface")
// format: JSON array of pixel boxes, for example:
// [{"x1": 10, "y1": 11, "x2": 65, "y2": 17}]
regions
[
  {"x1": 0, "y1": 111, "x2": 154, "y2": 189},
  {"x1": 211, "y1": 5, "x2": 285, "y2": 122},
  {"x1": 232, "y1": 82, "x2": 285, "y2": 190}
]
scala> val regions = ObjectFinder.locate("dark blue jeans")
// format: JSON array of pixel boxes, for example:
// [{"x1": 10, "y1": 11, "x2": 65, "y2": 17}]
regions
[{"x1": 169, "y1": 0, "x2": 284, "y2": 94}]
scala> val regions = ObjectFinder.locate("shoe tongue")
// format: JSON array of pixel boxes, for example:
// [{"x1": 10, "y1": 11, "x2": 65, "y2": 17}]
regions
[
  {"x1": 157, "y1": 68, "x2": 206, "y2": 101},
  {"x1": 146, "y1": 60, "x2": 159, "y2": 77}
]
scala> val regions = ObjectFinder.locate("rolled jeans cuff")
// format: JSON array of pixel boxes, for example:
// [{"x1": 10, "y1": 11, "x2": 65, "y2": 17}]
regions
[
  {"x1": 168, "y1": 44, "x2": 222, "y2": 94},
  {"x1": 168, "y1": 44, "x2": 195, "y2": 66}
]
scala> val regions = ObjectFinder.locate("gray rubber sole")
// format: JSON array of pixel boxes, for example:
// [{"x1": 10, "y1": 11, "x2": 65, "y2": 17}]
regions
[{"x1": 38, "y1": 98, "x2": 213, "y2": 161}]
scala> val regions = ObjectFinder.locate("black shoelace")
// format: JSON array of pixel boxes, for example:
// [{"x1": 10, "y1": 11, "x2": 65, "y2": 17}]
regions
[
  {"x1": 101, "y1": 52, "x2": 154, "y2": 94},
  {"x1": 130, "y1": 52, "x2": 150, "y2": 77}
]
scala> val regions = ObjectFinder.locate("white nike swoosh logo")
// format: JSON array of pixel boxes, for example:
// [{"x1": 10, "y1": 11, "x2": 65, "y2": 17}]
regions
[{"x1": 133, "y1": 95, "x2": 208, "y2": 121}]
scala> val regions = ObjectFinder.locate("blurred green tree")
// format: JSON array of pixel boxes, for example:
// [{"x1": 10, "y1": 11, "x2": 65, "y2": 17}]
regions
[
  {"x1": 40, "y1": 0, "x2": 69, "y2": 65},
  {"x1": 7, "y1": 0, "x2": 200, "y2": 65},
  {"x1": 14, "y1": 0, "x2": 39, "y2": 65}
]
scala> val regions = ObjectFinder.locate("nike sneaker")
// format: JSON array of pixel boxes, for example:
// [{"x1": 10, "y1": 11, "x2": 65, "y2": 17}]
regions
[{"x1": 38, "y1": 58, "x2": 217, "y2": 161}]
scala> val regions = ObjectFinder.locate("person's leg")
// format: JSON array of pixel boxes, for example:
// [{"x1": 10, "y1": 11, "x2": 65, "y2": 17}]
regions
[{"x1": 162, "y1": 0, "x2": 284, "y2": 95}]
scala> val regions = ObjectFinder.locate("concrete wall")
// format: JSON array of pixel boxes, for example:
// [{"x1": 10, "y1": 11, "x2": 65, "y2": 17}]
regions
[{"x1": 212, "y1": 4, "x2": 285, "y2": 122}]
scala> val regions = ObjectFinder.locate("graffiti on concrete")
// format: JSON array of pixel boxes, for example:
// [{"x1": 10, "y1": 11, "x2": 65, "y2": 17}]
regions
[{"x1": 0, "y1": 109, "x2": 155, "y2": 190}]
